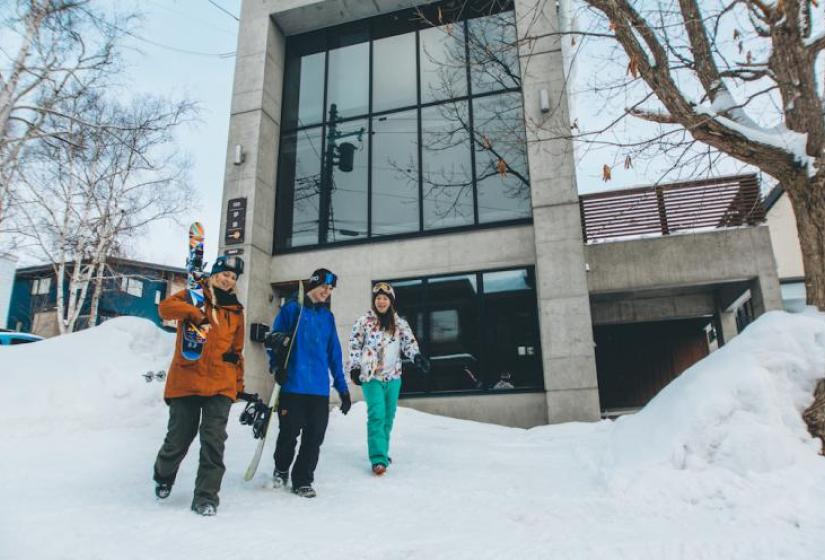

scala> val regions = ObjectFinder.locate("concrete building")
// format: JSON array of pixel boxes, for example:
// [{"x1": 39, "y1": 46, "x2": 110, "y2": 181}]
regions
[
  {"x1": 763, "y1": 186, "x2": 807, "y2": 312},
  {"x1": 219, "y1": 0, "x2": 782, "y2": 427},
  {"x1": 9, "y1": 258, "x2": 187, "y2": 337}
]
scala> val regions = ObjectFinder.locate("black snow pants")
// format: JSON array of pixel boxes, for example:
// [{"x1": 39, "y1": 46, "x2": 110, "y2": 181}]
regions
[
  {"x1": 153, "y1": 395, "x2": 232, "y2": 508},
  {"x1": 273, "y1": 392, "x2": 330, "y2": 488}
]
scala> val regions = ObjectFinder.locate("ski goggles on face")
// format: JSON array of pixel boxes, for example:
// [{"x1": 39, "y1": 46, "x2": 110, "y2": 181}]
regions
[{"x1": 310, "y1": 271, "x2": 338, "y2": 288}]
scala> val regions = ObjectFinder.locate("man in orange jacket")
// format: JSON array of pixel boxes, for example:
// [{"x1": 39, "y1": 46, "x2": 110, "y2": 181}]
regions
[{"x1": 152, "y1": 255, "x2": 247, "y2": 516}]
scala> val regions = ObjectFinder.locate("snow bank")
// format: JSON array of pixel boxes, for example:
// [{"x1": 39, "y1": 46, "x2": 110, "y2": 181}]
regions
[
  {"x1": 0, "y1": 317, "x2": 173, "y2": 428},
  {"x1": 607, "y1": 311, "x2": 825, "y2": 475},
  {"x1": 1, "y1": 312, "x2": 824, "y2": 560}
]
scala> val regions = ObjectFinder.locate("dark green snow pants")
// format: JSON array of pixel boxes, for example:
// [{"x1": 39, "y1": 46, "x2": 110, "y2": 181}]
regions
[{"x1": 153, "y1": 395, "x2": 232, "y2": 508}]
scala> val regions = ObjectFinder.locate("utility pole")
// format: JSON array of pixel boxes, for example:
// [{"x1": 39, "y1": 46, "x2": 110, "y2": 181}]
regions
[{"x1": 318, "y1": 103, "x2": 364, "y2": 244}]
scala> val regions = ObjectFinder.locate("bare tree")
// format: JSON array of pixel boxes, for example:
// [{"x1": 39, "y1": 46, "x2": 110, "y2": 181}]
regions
[
  {"x1": 0, "y1": 0, "x2": 134, "y2": 229},
  {"x1": 13, "y1": 93, "x2": 195, "y2": 333}
]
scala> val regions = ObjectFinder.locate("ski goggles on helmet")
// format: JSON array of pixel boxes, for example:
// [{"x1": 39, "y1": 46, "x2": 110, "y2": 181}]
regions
[
  {"x1": 372, "y1": 282, "x2": 395, "y2": 298},
  {"x1": 211, "y1": 255, "x2": 244, "y2": 276},
  {"x1": 309, "y1": 270, "x2": 338, "y2": 288}
]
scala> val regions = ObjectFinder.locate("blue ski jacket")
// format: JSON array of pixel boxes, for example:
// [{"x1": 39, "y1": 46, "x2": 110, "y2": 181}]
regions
[{"x1": 268, "y1": 298, "x2": 347, "y2": 397}]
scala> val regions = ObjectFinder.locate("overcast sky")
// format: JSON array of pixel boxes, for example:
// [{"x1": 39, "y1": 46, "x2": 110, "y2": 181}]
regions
[{"x1": 119, "y1": 0, "x2": 241, "y2": 269}]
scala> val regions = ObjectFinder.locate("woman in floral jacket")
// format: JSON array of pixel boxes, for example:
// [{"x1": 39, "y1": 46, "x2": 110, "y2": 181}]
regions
[{"x1": 348, "y1": 282, "x2": 429, "y2": 475}]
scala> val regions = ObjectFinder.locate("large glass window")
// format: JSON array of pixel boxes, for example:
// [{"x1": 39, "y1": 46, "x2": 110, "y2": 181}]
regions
[
  {"x1": 276, "y1": 0, "x2": 528, "y2": 251},
  {"x1": 372, "y1": 32, "x2": 417, "y2": 112},
  {"x1": 422, "y1": 101, "x2": 474, "y2": 229},
  {"x1": 388, "y1": 267, "x2": 544, "y2": 396},
  {"x1": 372, "y1": 110, "x2": 419, "y2": 235}
]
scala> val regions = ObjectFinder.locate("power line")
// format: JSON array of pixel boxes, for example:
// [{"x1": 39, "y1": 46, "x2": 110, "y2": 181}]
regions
[{"x1": 206, "y1": 0, "x2": 239, "y2": 22}]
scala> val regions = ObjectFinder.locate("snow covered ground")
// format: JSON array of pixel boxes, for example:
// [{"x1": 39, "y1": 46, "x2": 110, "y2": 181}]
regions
[{"x1": 1, "y1": 312, "x2": 825, "y2": 560}]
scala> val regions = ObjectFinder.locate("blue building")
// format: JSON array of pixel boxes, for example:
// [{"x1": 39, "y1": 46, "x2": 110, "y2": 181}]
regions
[{"x1": 8, "y1": 258, "x2": 187, "y2": 337}]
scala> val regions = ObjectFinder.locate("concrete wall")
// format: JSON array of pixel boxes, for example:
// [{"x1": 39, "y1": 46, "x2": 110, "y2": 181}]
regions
[
  {"x1": 766, "y1": 192, "x2": 805, "y2": 281},
  {"x1": 514, "y1": 0, "x2": 600, "y2": 422},
  {"x1": 586, "y1": 227, "x2": 783, "y2": 314},
  {"x1": 400, "y1": 392, "x2": 549, "y2": 428},
  {"x1": 591, "y1": 292, "x2": 715, "y2": 326}
]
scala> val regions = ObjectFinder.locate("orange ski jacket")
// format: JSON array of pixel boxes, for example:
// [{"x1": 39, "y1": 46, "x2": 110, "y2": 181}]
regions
[{"x1": 159, "y1": 285, "x2": 245, "y2": 401}]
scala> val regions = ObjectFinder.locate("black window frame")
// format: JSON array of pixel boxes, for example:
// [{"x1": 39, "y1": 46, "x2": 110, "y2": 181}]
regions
[
  {"x1": 378, "y1": 265, "x2": 545, "y2": 398},
  {"x1": 274, "y1": 0, "x2": 530, "y2": 254}
]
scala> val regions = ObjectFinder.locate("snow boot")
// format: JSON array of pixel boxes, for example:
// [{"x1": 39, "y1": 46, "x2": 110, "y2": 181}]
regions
[
  {"x1": 372, "y1": 464, "x2": 386, "y2": 476},
  {"x1": 272, "y1": 470, "x2": 288, "y2": 490},
  {"x1": 191, "y1": 502, "x2": 217, "y2": 516},
  {"x1": 155, "y1": 482, "x2": 172, "y2": 499},
  {"x1": 292, "y1": 485, "x2": 316, "y2": 498}
]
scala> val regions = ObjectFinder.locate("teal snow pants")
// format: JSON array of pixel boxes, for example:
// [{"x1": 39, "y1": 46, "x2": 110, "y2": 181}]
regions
[{"x1": 361, "y1": 378, "x2": 402, "y2": 467}]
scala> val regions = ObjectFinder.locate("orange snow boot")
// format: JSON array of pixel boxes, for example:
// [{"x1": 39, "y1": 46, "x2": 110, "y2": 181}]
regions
[{"x1": 372, "y1": 464, "x2": 386, "y2": 476}]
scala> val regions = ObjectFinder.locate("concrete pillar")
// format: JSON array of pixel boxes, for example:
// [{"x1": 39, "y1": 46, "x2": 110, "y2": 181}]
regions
[
  {"x1": 514, "y1": 0, "x2": 600, "y2": 422},
  {"x1": 718, "y1": 310, "x2": 738, "y2": 346},
  {"x1": 219, "y1": 1, "x2": 285, "y2": 397}
]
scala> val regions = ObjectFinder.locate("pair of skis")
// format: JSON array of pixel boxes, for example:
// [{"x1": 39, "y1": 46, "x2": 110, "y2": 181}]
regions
[{"x1": 243, "y1": 280, "x2": 305, "y2": 482}]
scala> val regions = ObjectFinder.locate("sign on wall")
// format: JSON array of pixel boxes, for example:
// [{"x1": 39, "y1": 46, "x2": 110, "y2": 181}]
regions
[{"x1": 225, "y1": 197, "x2": 247, "y2": 245}]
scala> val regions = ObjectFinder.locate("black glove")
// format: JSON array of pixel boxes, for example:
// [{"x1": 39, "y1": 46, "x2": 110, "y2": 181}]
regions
[
  {"x1": 339, "y1": 392, "x2": 351, "y2": 415},
  {"x1": 350, "y1": 367, "x2": 362, "y2": 386},
  {"x1": 413, "y1": 354, "x2": 430, "y2": 375},
  {"x1": 271, "y1": 366, "x2": 288, "y2": 386}
]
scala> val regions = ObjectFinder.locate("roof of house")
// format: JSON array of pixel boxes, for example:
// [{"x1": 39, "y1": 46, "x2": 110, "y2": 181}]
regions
[{"x1": 15, "y1": 256, "x2": 187, "y2": 277}]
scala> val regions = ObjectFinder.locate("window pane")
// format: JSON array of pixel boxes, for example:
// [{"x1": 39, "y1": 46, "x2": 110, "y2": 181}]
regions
[
  {"x1": 373, "y1": 33, "x2": 417, "y2": 112},
  {"x1": 419, "y1": 24, "x2": 467, "y2": 103},
  {"x1": 276, "y1": 127, "x2": 323, "y2": 248},
  {"x1": 427, "y1": 274, "x2": 480, "y2": 392},
  {"x1": 473, "y1": 92, "x2": 531, "y2": 223},
  {"x1": 467, "y1": 10, "x2": 520, "y2": 94},
  {"x1": 372, "y1": 110, "x2": 419, "y2": 235},
  {"x1": 282, "y1": 51, "x2": 326, "y2": 130},
  {"x1": 482, "y1": 269, "x2": 543, "y2": 391},
  {"x1": 323, "y1": 118, "x2": 368, "y2": 243},
  {"x1": 327, "y1": 42, "x2": 369, "y2": 120},
  {"x1": 421, "y1": 101, "x2": 474, "y2": 230}
]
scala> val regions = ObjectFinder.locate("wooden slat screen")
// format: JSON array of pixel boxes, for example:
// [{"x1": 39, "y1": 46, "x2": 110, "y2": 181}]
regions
[{"x1": 579, "y1": 174, "x2": 765, "y2": 243}]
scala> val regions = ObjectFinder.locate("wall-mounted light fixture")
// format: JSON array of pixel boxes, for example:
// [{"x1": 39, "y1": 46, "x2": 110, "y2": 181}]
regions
[
  {"x1": 233, "y1": 144, "x2": 245, "y2": 165},
  {"x1": 539, "y1": 89, "x2": 550, "y2": 113}
]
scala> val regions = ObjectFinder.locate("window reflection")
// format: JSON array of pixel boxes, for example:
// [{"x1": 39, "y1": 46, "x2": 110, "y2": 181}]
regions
[
  {"x1": 327, "y1": 42, "x2": 369, "y2": 119},
  {"x1": 390, "y1": 269, "x2": 544, "y2": 396},
  {"x1": 372, "y1": 110, "x2": 419, "y2": 235},
  {"x1": 277, "y1": 3, "x2": 531, "y2": 251},
  {"x1": 473, "y1": 92, "x2": 531, "y2": 223},
  {"x1": 325, "y1": 118, "x2": 368, "y2": 242},
  {"x1": 422, "y1": 102, "x2": 474, "y2": 230},
  {"x1": 282, "y1": 51, "x2": 325, "y2": 130},
  {"x1": 419, "y1": 24, "x2": 467, "y2": 103},
  {"x1": 373, "y1": 33, "x2": 417, "y2": 112},
  {"x1": 277, "y1": 128, "x2": 323, "y2": 248},
  {"x1": 427, "y1": 274, "x2": 480, "y2": 392},
  {"x1": 467, "y1": 10, "x2": 520, "y2": 94}
]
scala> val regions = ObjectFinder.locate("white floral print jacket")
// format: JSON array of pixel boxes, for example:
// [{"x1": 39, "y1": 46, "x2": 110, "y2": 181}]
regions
[{"x1": 348, "y1": 310, "x2": 420, "y2": 383}]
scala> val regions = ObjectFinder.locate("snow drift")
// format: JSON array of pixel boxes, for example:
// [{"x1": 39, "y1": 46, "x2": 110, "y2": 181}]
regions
[{"x1": 1, "y1": 312, "x2": 824, "y2": 560}]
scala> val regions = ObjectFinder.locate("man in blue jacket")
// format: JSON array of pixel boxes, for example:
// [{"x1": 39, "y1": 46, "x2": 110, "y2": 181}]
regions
[{"x1": 267, "y1": 268, "x2": 351, "y2": 498}]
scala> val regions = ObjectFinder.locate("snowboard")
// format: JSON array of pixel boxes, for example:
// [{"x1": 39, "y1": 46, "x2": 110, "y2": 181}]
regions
[
  {"x1": 244, "y1": 281, "x2": 305, "y2": 482},
  {"x1": 181, "y1": 222, "x2": 207, "y2": 361}
]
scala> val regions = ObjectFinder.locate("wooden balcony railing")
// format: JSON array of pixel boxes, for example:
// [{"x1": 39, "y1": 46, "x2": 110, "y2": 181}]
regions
[{"x1": 578, "y1": 174, "x2": 765, "y2": 243}]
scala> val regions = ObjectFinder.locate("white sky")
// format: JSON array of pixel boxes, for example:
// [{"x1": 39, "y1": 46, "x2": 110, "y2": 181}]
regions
[{"x1": 118, "y1": 0, "x2": 241, "y2": 269}]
